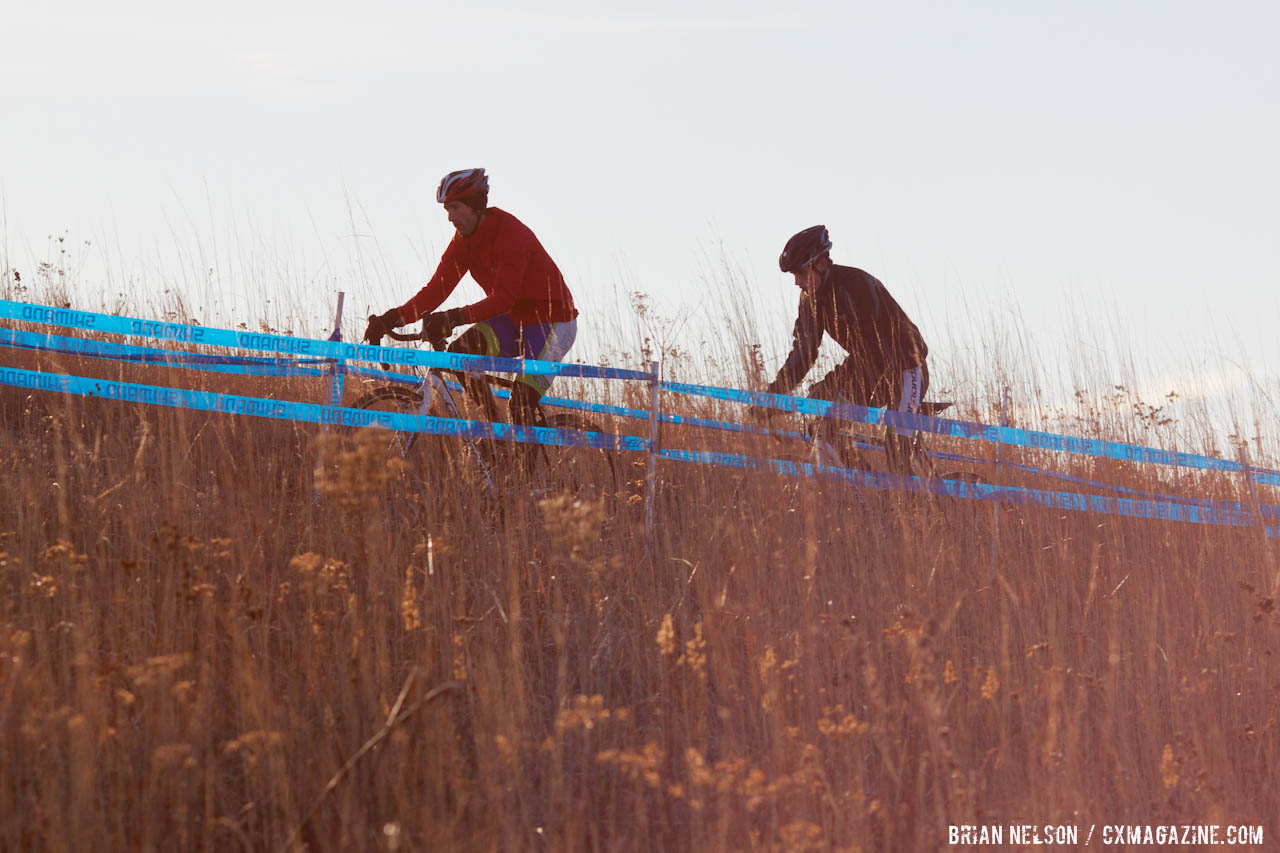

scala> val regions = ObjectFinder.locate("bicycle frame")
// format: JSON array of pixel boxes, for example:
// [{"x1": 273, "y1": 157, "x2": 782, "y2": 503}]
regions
[{"x1": 803, "y1": 399, "x2": 953, "y2": 475}]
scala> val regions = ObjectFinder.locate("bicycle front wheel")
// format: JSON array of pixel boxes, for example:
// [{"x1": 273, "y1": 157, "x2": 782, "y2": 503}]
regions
[
  {"x1": 349, "y1": 383, "x2": 497, "y2": 490},
  {"x1": 348, "y1": 385, "x2": 425, "y2": 457}
]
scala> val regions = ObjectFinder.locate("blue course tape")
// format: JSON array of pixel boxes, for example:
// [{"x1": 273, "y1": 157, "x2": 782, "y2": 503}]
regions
[
  {"x1": 8, "y1": 298, "x2": 1280, "y2": 502},
  {"x1": 658, "y1": 379, "x2": 1264, "y2": 478},
  {"x1": 7, "y1": 323, "x2": 1265, "y2": 505},
  {"x1": 930, "y1": 447, "x2": 1232, "y2": 508},
  {"x1": 558, "y1": 377, "x2": 1273, "y2": 503},
  {"x1": 0, "y1": 365, "x2": 648, "y2": 452},
  {"x1": 821, "y1": 431, "x2": 1242, "y2": 508},
  {"x1": 0, "y1": 299, "x2": 654, "y2": 382},
  {"x1": 541, "y1": 396, "x2": 781, "y2": 436},
  {"x1": 4, "y1": 361, "x2": 1277, "y2": 530},
  {"x1": 0, "y1": 328, "x2": 335, "y2": 378},
  {"x1": 658, "y1": 448, "x2": 1266, "y2": 529},
  {"x1": 805, "y1": 434, "x2": 1254, "y2": 511},
  {"x1": 335, "y1": 362, "x2": 783, "y2": 436},
  {"x1": 334, "y1": 362, "x2": 1279, "y2": 502}
]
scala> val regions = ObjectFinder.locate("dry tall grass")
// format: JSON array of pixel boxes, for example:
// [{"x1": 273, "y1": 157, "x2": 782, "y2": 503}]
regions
[{"x1": 1, "y1": 286, "x2": 1278, "y2": 851}]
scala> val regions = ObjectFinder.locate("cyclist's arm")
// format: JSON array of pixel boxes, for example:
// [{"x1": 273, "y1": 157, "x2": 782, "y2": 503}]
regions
[
  {"x1": 766, "y1": 296, "x2": 822, "y2": 395},
  {"x1": 398, "y1": 238, "x2": 469, "y2": 325}
]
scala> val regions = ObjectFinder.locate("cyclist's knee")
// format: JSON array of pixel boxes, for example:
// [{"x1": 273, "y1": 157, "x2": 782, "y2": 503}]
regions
[
  {"x1": 808, "y1": 378, "x2": 841, "y2": 402},
  {"x1": 447, "y1": 325, "x2": 489, "y2": 356}
]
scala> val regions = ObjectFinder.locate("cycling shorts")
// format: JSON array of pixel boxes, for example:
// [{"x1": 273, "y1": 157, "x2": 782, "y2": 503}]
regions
[
  {"x1": 812, "y1": 360, "x2": 929, "y2": 437},
  {"x1": 891, "y1": 365, "x2": 926, "y2": 438},
  {"x1": 470, "y1": 314, "x2": 578, "y2": 395}
]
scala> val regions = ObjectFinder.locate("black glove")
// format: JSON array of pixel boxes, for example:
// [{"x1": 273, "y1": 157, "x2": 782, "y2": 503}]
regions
[
  {"x1": 363, "y1": 308, "x2": 402, "y2": 344},
  {"x1": 422, "y1": 309, "x2": 466, "y2": 347}
]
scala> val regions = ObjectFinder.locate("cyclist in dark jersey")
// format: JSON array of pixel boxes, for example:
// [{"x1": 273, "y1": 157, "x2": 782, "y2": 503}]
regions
[
  {"x1": 767, "y1": 225, "x2": 929, "y2": 472},
  {"x1": 364, "y1": 168, "x2": 578, "y2": 430}
]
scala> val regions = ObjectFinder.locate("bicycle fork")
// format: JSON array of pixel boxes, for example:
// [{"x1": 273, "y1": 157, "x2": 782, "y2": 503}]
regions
[{"x1": 418, "y1": 372, "x2": 499, "y2": 494}]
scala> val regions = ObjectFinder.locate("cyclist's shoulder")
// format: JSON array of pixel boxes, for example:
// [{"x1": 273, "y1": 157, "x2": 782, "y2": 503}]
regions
[
  {"x1": 819, "y1": 265, "x2": 879, "y2": 305},
  {"x1": 829, "y1": 264, "x2": 885, "y2": 289},
  {"x1": 481, "y1": 207, "x2": 532, "y2": 234},
  {"x1": 478, "y1": 207, "x2": 545, "y2": 247}
]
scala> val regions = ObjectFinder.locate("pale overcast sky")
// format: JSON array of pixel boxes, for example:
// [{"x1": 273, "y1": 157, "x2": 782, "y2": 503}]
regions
[{"x1": 4, "y1": 1, "x2": 1279, "y2": 413}]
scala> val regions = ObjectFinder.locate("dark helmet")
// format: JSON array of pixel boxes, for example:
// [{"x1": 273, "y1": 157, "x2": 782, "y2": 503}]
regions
[
  {"x1": 779, "y1": 225, "x2": 833, "y2": 273},
  {"x1": 436, "y1": 168, "x2": 489, "y2": 204}
]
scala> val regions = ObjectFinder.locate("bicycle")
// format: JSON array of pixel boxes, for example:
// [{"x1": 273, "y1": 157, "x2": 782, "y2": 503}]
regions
[
  {"x1": 350, "y1": 323, "x2": 621, "y2": 505},
  {"x1": 811, "y1": 401, "x2": 995, "y2": 490},
  {"x1": 799, "y1": 400, "x2": 974, "y2": 479}
]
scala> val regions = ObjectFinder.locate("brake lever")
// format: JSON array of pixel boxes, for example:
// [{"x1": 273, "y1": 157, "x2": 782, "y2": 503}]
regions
[{"x1": 365, "y1": 318, "x2": 448, "y2": 366}]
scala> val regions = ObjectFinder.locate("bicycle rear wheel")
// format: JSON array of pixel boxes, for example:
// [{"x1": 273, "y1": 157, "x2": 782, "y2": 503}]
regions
[{"x1": 536, "y1": 412, "x2": 622, "y2": 505}]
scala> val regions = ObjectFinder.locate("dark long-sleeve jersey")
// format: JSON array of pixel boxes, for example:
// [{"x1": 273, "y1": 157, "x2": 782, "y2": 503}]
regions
[
  {"x1": 398, "y1": 207, "x2": 578, "y2": 328},
  {"x1": 767, "y1": 264, "x2": 927, "y2": 395}
]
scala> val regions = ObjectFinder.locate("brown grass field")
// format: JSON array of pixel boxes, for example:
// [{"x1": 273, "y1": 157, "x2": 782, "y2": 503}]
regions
[{"x1": 1, "y1": 296, "x2": 1278, "y2": 851}]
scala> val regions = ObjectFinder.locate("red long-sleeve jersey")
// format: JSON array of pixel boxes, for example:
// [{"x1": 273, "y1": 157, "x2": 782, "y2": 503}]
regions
[{"x1": 397, "y1": 207, "x2": 577, "y2": 327}]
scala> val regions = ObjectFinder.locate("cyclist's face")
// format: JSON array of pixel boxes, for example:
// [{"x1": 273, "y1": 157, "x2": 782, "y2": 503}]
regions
[
  {"x1": 444, "y1": 200, "x2": 483, "y2": 236},
  {"x1": 793, "y1": 261, "x2": 825, "y2": 294}
]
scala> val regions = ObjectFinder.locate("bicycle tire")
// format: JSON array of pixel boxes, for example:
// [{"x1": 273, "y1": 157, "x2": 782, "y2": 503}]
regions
[
  {"x1": 534, "y1": 412, "x2": 622, "y2": 505},
  {"x1": 349, "y1": 382, "x2": 480, "y2": 469},
  {"x1": 348, "y1": 384, "x2": 426, "y2": 456},
  {"x1": 350, "y1": 387, "x2": 620, "y2": 500}
]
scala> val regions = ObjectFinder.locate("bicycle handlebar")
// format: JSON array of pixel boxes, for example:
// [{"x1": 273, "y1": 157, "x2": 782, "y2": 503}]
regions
[
  {"x1": 386, "y1": 329, "x2": 429, "y2": 343},
  {"x1": 361, "y1": 316, "x2": 514, "y2": 389},
  {"x1": 365, "y1": 315, "x2": 447, "y2": 351}
]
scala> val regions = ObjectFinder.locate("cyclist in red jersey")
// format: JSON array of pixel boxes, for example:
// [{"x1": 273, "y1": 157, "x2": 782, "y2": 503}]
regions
[{"x1": 364, "y1": 168, "x2": 578, "y2": 429}]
